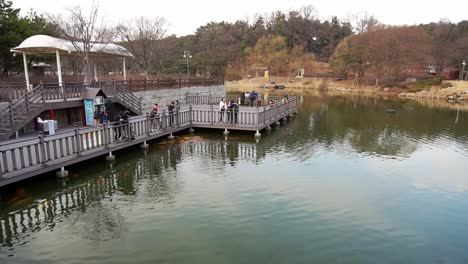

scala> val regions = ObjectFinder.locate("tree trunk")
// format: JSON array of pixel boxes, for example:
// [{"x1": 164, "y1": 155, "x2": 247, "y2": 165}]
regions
[{"x1": 83, "y1": 54, "x2": 92, "y2": 84}]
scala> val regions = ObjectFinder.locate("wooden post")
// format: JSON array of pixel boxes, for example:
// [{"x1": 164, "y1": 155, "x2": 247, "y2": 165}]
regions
[
  {"x1": 103, "y1": 122, "x2": 109, "y2": 148},
  {"x1": 179, "y1": 77, "x2": 181, "y2": 88},
  {"x1": 126, "y1": 121, "x2": 131, "y2": 141},
  {"x1": 189, "y1": 105, "x2": 193, "y2": 127},
  {"x1": 74, "y1": 125, "x2": 81, "y2": 156},
  {"x1": 25, "y1": 93, "x2": 30, "y2": 112},
  {"x1": 162, "y1": 110, "x2": 167, "y2": 130},
  {"x1": 210, "y1": 105, "x2": 214, "y2": 125},
  {"x1": 39, "y1": 132, "x2": 47, "y2": 166},
  {"x1": 8, "y1": 102, "x2": 14, "y2": 126},
  {"x1": 157, "y1": 77, "x2": 160, "y2": 90},
  {"x1": 146, "y1": 113, "x2": 150, "y2": 135}
]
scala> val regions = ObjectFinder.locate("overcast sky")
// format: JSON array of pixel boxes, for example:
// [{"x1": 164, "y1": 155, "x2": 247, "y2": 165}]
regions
[{"x1": 14, "y1": 0, "x2": 467, "y2": 36}]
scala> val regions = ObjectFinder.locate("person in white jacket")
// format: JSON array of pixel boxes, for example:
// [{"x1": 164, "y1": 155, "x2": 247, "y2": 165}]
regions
[{"x1": 219, "y1": 97, "x2": 226, "y2": 122}]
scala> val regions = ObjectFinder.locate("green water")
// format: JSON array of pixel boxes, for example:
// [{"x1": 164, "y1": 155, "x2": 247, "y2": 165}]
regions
[{"x1": 1, "y1": 94, "x2": 468, "y2": 263}]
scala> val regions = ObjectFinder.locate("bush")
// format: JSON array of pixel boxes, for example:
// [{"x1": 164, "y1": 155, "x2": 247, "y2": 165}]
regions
[
  {"x1": 441, "y1": 82, "x2": 452, "y2": 88},
  {"x1": 224, "y1": 72, "x2": 243, "y2": 81},
  {"x1": 406, "y1": 77, "x2": 446, "y2": 92},
  {"x1": 302, "y1": 81, "x2": 311, "y2": 85}
]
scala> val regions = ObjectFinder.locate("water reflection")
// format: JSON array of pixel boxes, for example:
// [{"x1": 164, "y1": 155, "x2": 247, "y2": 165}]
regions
[{"x1": 0, "y1": 138, "x2": 272, "y2": 248}]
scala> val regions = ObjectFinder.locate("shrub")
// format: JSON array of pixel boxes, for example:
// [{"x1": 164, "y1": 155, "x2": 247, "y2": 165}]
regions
[
  {"x1": 441, "y1": 82, "x2": 452, "y2": 88},
  {"x1": 302, "y1": 81, "x2": 311, "y2": 85},
  {"x1": 224, "y1": 72, "x2": 243, "y2": 81}
]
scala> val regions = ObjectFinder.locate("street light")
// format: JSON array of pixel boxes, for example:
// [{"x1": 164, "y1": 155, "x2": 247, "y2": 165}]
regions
[{"x1": 183, "y1": 50, "x2": 192, "y2": 78}]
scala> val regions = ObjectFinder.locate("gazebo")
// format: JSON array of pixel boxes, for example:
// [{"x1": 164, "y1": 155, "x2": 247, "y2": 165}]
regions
[{"x1": 11, "y1": 35, "x2": 133, "y2": 92}]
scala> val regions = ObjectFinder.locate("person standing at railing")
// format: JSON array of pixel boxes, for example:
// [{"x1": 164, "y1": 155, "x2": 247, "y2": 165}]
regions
[
  {"x1": 257, "y1": 92, "x2": 263, "y2": 107},
  {"x1": 249, "y1": 91, "x2": 256, "y2": 107},
  {"x1": 229, "y1": 100, "x2": 239, "y2": 124},
  {"x1": 150, "y1": 103, "x2": 160, "y2": 131},
  {"x1": 219, "y1": 97, "x2": 226, "y2": 122},
  {"x1": 240, "y1": 92, "x2": 245, "y2": 105},
  {"x1": 168, "y1": 102, "x2": 175, "y2": 127},
  {"x1": 245, "y1": 92, "x2": 250, "y2": 106}
]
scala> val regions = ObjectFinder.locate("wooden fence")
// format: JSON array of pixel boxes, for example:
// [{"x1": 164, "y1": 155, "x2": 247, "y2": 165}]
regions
[{"x1": 0, "y1": 97, "x2": 296, "y2": 185}]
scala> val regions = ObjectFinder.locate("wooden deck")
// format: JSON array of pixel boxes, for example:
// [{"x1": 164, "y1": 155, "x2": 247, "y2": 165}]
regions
[{"x1": 0, "y1": 97, "x2": 297, "y2": 187}]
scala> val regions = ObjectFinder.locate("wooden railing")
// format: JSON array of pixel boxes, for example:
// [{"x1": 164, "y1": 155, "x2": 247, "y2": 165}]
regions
[
  {"x1": 186, "y1": 94, "x2": 284, "y2": 105},
  {"x1": 1, "y1": 78, "x2": 224, "y2": 101},
  {"x1": 0, "y1": 98, "x2": 296, "y2": 178},
  {"x1": 114, "y1": 78, "x2": 224, "y2": 92},
  {"x1": 0, "y1": 109, "x2": 191, "y2": 177},
  {"x1": 190, "y1": 96, "x2": 297, "y2": 129}
]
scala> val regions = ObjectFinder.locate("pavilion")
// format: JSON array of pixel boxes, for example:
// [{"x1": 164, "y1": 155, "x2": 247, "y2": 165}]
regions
[{"x1": 10, "y1": 35, "x2": 133, "y2": 92}]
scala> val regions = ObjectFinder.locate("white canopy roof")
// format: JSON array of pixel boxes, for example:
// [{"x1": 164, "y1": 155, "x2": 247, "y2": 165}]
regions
[{"x1": 11, "y1": 35, "x2": 133, "y2": 58}]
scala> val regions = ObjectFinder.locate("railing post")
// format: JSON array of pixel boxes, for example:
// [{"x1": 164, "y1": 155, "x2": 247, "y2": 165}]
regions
[
  {"x1": 179, "y1": 77, "x2": 181, "y2": 88},
  {"x1": 162, "y1": 110, "x2": 167, "y2": 130},
  {"x1": 40, "y1": 82, "x2": 45, "y2": 103},
  {"x1": 74, "y1": 125, "x2": 82, "y2": 156},
  {"x1": 157, "y1": 77, "x2": 161, "y2": 90},
  {"x1": 126, "y1": 120, "x2": 131, "y2": 141},
  {"x1": 103, "y1": 122, "x2": 109, "y2": 148},
  {"x1": 8, "y1": 102, "x2": 14, "y2": 126},
  {"x1": 146, "y1": 113, "x2": 150, "y2": 136},
  {"x1": 25, "y1": 93, "x2": 30, "y2": 112},
  {"x1": 39, "y1": 132, "x2": 47, "y2": 166},
  {"x1": 188, "y1": 76, "x2": 190, "y2": 88},
  {"x1": 189, "y1": 105, "x2": 193, "y2": 127},
  {"x1": 210, "y1": 105, "x2": 214, "y2": 125},
  {"x1": 256, "y1": 107, "x2": 259, "y2": 126},
  {"x1": 113, "y1": 80, "x2": 117, "y2": 96}
]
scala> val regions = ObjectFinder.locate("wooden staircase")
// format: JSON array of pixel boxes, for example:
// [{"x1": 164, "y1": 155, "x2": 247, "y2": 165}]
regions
[
  {"x1": 103, "y1": 82, "x2": 142, "y2": 115},
  {"x1": 0, "y1": 84, "x2": 47, "y2": 141}
]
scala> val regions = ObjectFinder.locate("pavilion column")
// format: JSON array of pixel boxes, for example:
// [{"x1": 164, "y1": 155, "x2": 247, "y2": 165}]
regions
[
  {"x1": 123, "y1": 57, "x2": 127, "y2": 81},
  {"x1": 56, "y1": 50, "x2": 64, "y2": 96},
  {"x1": 22, "y1": 52, "x2": 30, "y2": 92},
  {"x1": 94, "y1": 62, "x2": 98, "y2": 82}
]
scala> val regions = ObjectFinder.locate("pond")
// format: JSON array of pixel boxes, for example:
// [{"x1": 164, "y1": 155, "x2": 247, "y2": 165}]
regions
[{"x1": 1, "y1": 94, "x2": 468, "y2": 263}]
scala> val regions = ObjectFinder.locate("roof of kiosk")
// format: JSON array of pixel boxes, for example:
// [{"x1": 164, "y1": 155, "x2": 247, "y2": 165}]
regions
[{"x1": 11, "y1": 35, "x2": 133, "y2": 58}]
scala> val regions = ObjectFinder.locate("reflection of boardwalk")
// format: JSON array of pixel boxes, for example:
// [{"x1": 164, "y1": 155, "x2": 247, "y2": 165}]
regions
[
  {"x1": 0, "y1": 173, "x2": 120, "y2": 247},
  {"x1": 0, "y1": 138, "x2": 268, "y2": 247},
  {"x1": 0, "y1": 97, "x2": 296, "y2": 187}
]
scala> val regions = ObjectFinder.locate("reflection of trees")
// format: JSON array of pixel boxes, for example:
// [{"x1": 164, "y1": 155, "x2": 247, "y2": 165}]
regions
[{"x1": 258, "y1": 94, "x2": 468, "y2": 158}]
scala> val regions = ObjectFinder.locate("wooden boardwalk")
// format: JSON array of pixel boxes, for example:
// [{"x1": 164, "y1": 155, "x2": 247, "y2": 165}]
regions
[{"x1": 0, "y1": 97, "x2": 297, "y2": 187}]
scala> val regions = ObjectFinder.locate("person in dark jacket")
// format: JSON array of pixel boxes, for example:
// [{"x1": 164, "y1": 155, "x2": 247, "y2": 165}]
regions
[
  {"x1": 240, "y1": 92, "x2": 245, "y2": 105},
  {"x1": 168, "y1": 102, "x2": 175, "y2": 126},
  {"x1": 249, "y1": 90, "x2": 256, "y2": 106},
  {"x1": 229, "y1": 101, "x2": 239, "y2": 124},
  {"x1": 99, "y1": 110, "x2": 108, "y2": 124}
]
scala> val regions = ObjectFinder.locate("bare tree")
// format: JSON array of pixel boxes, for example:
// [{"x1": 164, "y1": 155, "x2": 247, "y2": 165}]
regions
[
  {"x1": 116, "y1": 17, "x2": 167, "y2": 79},
  {"x1": 351, "y1": 11, "x2": 381, "y2": 33},
  {"x1": 49, "y1": 1, "x2": 110, "y2": 84}
]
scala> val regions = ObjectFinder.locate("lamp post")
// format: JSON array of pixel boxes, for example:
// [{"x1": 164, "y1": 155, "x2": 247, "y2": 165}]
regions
[
  {"x1": 462, "y1": 60, "x2": 466, "y2": 81},
  {"x1": 183, "y1": 50, "x2": 192, "y2": 78}
]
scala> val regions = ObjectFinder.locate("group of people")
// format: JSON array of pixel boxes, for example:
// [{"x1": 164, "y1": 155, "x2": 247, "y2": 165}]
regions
[
  {"x1": 240, "y1": 91, "x2": 264, "y2": 107},
  {"x1": 219, "y1": 97, "x2": 239, "y2": 124},
  {"x1": 149, "y1": 100, "x2": 180, "y2": 131}
]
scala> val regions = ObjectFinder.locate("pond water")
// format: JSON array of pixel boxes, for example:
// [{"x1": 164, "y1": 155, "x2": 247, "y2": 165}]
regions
[{"x1": 1, "y1": 94, "x2": 468, "y2": 264}]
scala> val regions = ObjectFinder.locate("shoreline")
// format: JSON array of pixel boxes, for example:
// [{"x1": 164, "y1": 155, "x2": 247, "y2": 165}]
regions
[{"x1": 226, "y1": 78, "x2": 468, "y2": 104}]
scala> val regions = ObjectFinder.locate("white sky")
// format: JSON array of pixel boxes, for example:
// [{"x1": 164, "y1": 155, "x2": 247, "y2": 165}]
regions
[{"x1": 14, "y1": 0, "x2": 467, "y2": 36}]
